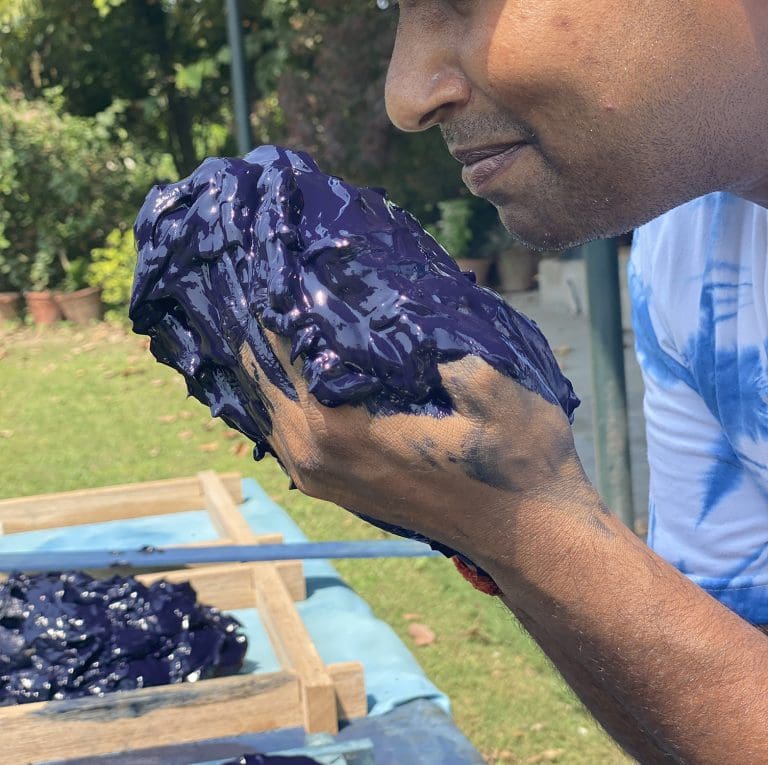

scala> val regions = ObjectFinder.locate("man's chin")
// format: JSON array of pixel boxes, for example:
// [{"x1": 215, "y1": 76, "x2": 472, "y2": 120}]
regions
[{"x1": 494, "y1": 201, "x2": 630, "y2": 252}]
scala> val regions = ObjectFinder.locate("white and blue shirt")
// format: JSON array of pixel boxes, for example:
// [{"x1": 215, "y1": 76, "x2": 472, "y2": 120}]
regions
[{"x1": 630, "y1": 192, "x2": 768, "y2": 624}]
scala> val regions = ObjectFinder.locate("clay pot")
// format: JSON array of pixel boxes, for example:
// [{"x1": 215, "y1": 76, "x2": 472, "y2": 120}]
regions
[
  {"x1": 454, "y1": 256, "x2": 494, "y2": 287},
  {"x1": 55, "y1": 286, "x2": 104, "y2": 325},
  {"x1": 0, "y1": 291, "x2": 22, "y2": 322},
  {"x1": 24, "y1": 290, "x2": 62, "y2": 325},
  {"x1": 496, "y1": 248, "x2": 538, "y2": 292}
]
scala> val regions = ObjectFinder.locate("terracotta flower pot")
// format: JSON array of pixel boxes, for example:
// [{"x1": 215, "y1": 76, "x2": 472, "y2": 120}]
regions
[
  {"x1": 496, "y1": 248, "x2": 539, "y2": 292},
  {"x1": 54, "y1": 286, "x2": 104, "y2": 325},
  {"x1": 0, "y1": 291, "x2": 22, "y2": 322},
  {"x1": 24, "y1": 290, "x2": 62, "y2": 325},
  {"x1": 454, "y1": 256, "x2": 494, "y2": 287}
]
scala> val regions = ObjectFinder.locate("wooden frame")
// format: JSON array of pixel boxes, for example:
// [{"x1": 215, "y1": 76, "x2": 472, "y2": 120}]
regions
[{"x1": 0, "y1": 473, "x2": 367, "y2": 764}]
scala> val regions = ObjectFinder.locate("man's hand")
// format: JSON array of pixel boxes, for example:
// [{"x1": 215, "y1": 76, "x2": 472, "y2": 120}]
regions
[{"x1": 242, "y1": 329, "x2": 587, "y2": 570}]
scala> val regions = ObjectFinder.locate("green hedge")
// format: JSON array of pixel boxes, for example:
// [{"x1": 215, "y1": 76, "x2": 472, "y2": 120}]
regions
[{"x1": 0, "y1": 91, "x2": 162, "y2": 292}]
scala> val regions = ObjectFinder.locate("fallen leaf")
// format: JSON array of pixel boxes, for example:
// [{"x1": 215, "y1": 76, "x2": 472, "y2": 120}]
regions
[
  {"x1": 148, "y1": 447, "x2": 160, "y2": 458},
  {"x1": 121, "y1": 366, "x2": 144, "y2": 377},
  {"x1": 529, "y1": 722, "x2": 545, "y2": 732},
  {"x1": 484, "y1": 749, "x2": 516, "y2": 764},
  {"x1": 198, "y1": 441, "x2": 220, "y2": 452},
  {"x1": 202, "y1": 419, "x2": 217, "y2": 431},
  {"x1": 407, "y1": 622, "x2": 436, "y2": 646},
  {"x1": 525, "y1": 749, "x2": 563, "y2": 763},
  {"x1": 223, "y1": 429, "x2": 239, "y2": 440},
  {"x1": 0, "y1": 429, "x2": 14, "y2": 438},
  {"x1": 151, "y1": 378, "x2": 164, "y2": 387},
  {"x1": 402, "y1": 612, "x2": 420, "y2": 621},
  {"x1": 230, "y1": 441, "x2": 250, "y2": 457},
  {"x1": 157, "y1": 414, "x2": 177, "y2": 424},
  {"x1": 179, "y1": 410, "x2": 193, "y2": 420},
  {"x1": 178, "y1": 430, "x2": 193, "y2": 440},
  {"x1": 551, "y1": 345, "x2": 572, "y2": 357},
  {"x1": 463, "y1": 623, "x2": 492, "y2": 644}
]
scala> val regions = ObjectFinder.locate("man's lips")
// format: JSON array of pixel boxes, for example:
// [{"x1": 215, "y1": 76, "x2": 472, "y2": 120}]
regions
[{"x1": 452, "y1": 143, "x2": 527, "y2": 194}]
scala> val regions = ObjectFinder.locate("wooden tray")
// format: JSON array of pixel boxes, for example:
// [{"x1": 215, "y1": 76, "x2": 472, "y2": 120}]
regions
[{"x1": 0, "y1": 473, "x2": 367, "y2": 764}]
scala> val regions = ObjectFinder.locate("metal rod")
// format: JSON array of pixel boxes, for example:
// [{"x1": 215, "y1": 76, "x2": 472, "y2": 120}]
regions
[
  {"x1": 224, "y1": 0, "x2": 252, "y2": 154},
  {"x1": 0, "y1": 540, "x2": 439, "y2": 572},
  {"x1": 582, "y1": 237, "x2": 636, "y2": 530}
]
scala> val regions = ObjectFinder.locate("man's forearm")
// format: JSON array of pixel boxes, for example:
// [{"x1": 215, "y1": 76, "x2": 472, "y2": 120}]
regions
[{"x1": 479, "y1": 486, "x2": 768, "y2": 764}]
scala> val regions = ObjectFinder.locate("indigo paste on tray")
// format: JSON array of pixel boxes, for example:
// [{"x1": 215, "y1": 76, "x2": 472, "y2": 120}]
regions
[
  {"x1": 0, "y1": 571, "x2": 247, "y2": 705},
  {"x1": 130, "y1": 145, "x2": 579, "y2": 584}
]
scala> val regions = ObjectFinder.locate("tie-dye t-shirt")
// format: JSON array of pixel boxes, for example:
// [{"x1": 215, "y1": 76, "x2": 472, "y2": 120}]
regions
[{"x1": 630, "y1": 192, "x2": 768, "y2": 624}]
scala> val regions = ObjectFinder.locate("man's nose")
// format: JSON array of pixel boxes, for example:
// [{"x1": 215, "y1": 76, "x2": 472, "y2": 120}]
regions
[{"x1": 385, "y1": 25, "x2": 470, "y2": 132}]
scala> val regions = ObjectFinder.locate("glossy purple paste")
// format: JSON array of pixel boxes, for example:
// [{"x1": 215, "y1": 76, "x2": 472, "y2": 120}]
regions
[
  {"x1": 0, "y1": 571, "x2": 247, "y2": 705},
  {"x1": 130, "y1": 145, "x2": 579, "y2": 563}
]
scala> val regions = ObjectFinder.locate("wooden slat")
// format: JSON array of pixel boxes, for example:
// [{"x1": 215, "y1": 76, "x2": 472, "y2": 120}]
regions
[
  {"x1": 252, "y1": 565, "x2": 337, "y2": 734},
  {"x1": 178, "y1": 534, "x2": 306, "y2": 602},
  {"x1": 3, "y1": 671, "x2": 301, "y2": 765},
  {"x1": 0, "y1": 473, "x2": 243, "y2": 533},
  {"x1": 327, "y1": 662, "x2": 367, "y2": 721},
  {"x1": 137, "y1": 564, "x2": 258, "y2": 611},
  {"x1": 198, "y1": 470, "x2": 306, "y2": 600},
  {"x1": 199, "y1": 470, "x2": 337, "y2": 731},
  {"x1": 199, "y1": 470, "x2": 257, "y2": 542}
]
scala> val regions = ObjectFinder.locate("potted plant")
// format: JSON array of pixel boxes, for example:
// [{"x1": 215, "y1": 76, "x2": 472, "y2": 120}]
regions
[
  {"x1": 483, "y1": 223, "x2": 539, "y2": 293},
  {"x1": 24, "y1": 249, "x2": 63, "y2": 325},
  {"x1": 0, "y1": 253, "x2": 26, "y2": 323},
  {"x1": 426, "y1": 198, "x2": 494, "y2": 285},
  {"x1": 0, "y1": 277, "x2": 21, "y2": 321},
  {"x1": 55, "y1": 256, "x2": 103, "y2": 324},
  {"x1": 87, "y1": 226, "x2": 137, "y2": 320}
]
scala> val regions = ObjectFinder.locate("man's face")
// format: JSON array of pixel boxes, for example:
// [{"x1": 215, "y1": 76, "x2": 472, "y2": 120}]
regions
[{"x1": 385, "y1": 0, "x2": 767, "y2": 249}]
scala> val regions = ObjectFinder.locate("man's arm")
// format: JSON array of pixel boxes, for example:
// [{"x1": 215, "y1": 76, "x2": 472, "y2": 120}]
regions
[
  {"x1": 253, "y1": 347, "x2": 768, "y2": 763},
  {"x1": 481, "y1": 480, "x2": 768, "y2": 764}
]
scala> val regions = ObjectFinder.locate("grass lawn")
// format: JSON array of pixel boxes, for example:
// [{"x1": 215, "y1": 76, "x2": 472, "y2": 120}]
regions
[{"x1": 0, "y1": 322, "x2": 632, "y2": 764}]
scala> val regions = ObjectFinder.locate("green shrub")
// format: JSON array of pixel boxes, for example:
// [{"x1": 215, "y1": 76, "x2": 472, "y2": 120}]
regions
[
  {"x1": 88, "y1": 227, "x2": 137, "y2": 310},
  {"x1": 0, "y1": 91, "x2": 159, "y2": 291},
  {"x1": 426, "y1": 198, "x2": 474, "y2": 260}
]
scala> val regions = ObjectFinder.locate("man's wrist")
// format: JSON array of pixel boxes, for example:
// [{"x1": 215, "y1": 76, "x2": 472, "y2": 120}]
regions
[{"x1": 470, "y1": 478, "x2": 616, "y2": 606}]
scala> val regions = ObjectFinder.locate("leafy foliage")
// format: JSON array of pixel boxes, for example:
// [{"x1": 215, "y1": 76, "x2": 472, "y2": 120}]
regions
[
  {"x1": 88, "y1": 227, "x2": 137, "y2": 309},
  {"x1": 426, "y1": 199, "x2": 474, "y2": 260},
  {"x1": 0, "y1": 0, "x2": 288, "y2": 175},
  {"x1": 0, "y1": 91, "x2": 158, "y2": 291}
]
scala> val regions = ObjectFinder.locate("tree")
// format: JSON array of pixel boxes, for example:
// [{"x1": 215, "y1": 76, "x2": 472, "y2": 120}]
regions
[{"x1": 0, "y1": 0, "x2": 285, "y2": 175}]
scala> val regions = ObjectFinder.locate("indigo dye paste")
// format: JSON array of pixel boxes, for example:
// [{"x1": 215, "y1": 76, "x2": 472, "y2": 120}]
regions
[
  {"x1": 130, "y1": 145, "x2": 579, "y2": 577},
  {"x1": 0, "y1": 571, "x2": 247, "y2": 705}
]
